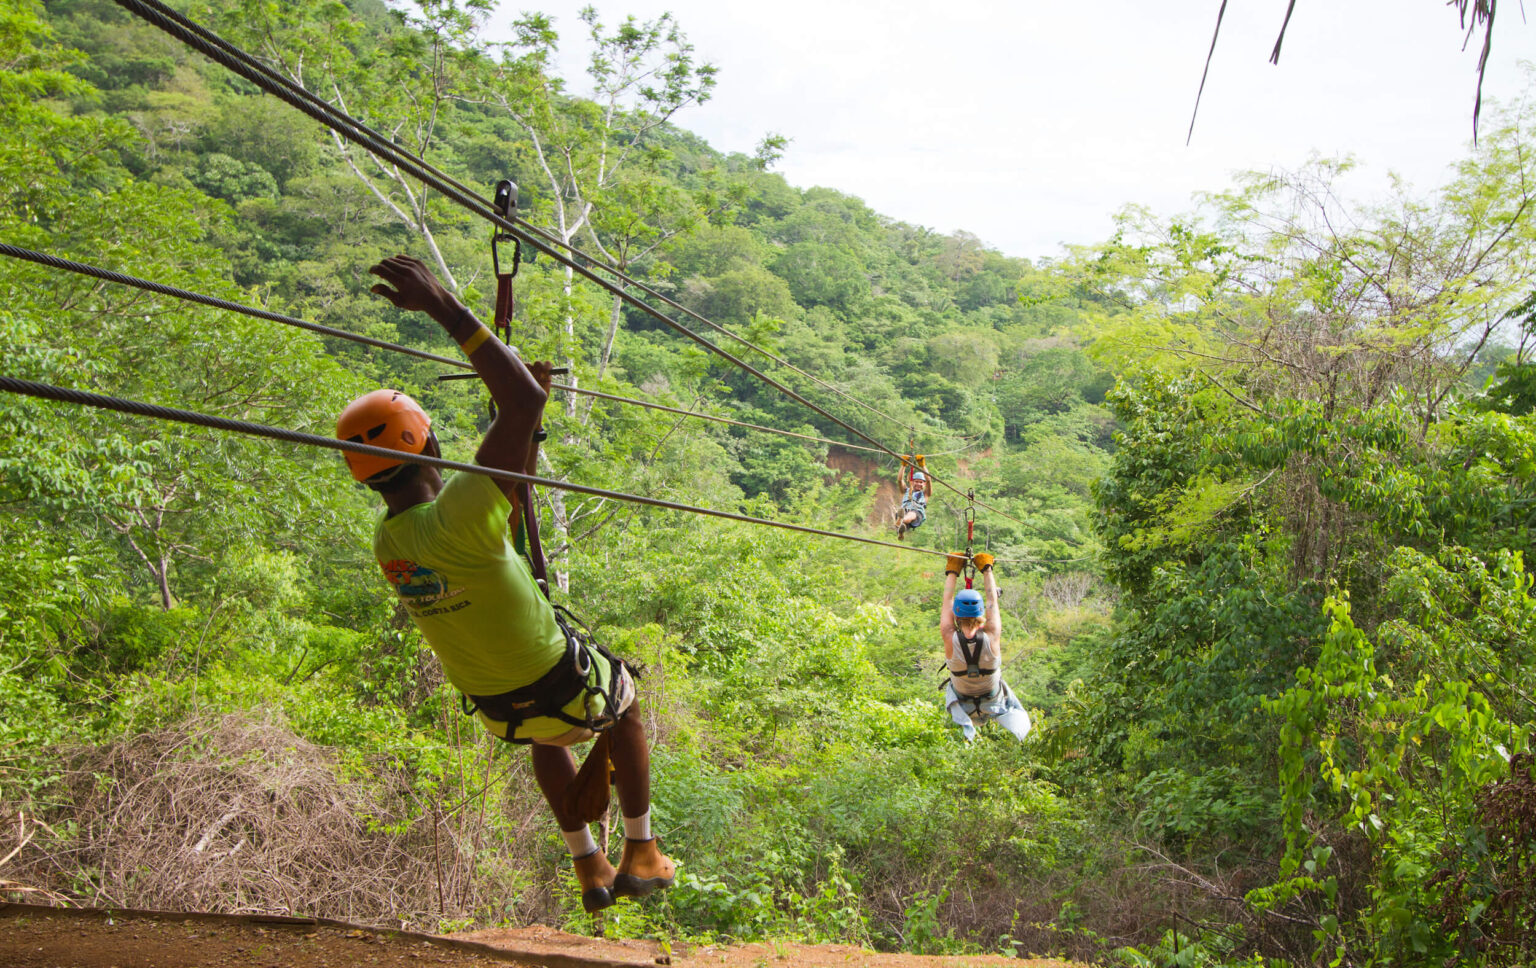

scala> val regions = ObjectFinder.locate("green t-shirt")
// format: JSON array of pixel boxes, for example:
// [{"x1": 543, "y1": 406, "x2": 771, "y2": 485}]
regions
[{"x1": 373, "y1": 471, "x2": 565, "y2": 697}]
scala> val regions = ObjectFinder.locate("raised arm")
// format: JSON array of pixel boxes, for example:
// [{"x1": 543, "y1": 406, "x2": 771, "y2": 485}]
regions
[
  {"x1": 940, "y1": 553, "x2": 965, "y2": 656},
  {"x1": 369, "y1": 255, "x2": 547, "y2": 495},
  {"x1": 977, "y1": 555, "x2": 1002, "y2": 642},
  {"x1": 522, "y1": 361, "x2": 553, "y2": 477}
]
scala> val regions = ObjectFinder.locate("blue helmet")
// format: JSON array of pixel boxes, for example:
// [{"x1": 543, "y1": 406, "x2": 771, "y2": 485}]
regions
[{"x1": 953, "y1": 589, "x2": 985, "y2": 619}]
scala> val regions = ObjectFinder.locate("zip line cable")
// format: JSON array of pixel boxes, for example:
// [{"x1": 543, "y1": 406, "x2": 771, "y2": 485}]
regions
[
  {"x1": 0, "y1": 376, "x2": 951, "y2": 559},
  {"x1": 100, "y1": 2, "x2": 903, "y2": 436},
  {"x1": 110, "y1": 0, "x2": 903, "y2": 463},
  {"x1": 106, "y1": 0, "x2": 1017, "y2": 524},
  {"x1": 126, "y1": 0, "x2": 982, "y2": 472},
  {"x1": 546, "y1": 383, "x2": 885, "y2": 454},
  {"x1": 945, "y1": 488, "x2": 1028, "y2": 528},
  {"x1": 0, "y1": 244, "x2": 885, "y2": 456},
  {"x1": 0, "y1": 243, "x2": 467, "y2": 370}
]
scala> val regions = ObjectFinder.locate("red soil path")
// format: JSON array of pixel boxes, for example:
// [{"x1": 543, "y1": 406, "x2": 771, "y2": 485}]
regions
[{"x1": 1, "y1": 904, "x2": 1080, "y2": 968}]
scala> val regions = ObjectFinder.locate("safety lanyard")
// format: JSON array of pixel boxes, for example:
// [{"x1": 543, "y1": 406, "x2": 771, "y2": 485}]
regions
[
  {"x1": 963, "y1": 490, "x2": 977, "y2": 589},
  {"x1": 491, "y1": 178, "x2": 521, "y2": 340}
]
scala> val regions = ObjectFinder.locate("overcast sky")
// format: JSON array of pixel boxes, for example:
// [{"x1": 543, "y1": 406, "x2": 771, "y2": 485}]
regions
[{"x1": 487, "y1": 2, "x2": 1532, "y2": 262}]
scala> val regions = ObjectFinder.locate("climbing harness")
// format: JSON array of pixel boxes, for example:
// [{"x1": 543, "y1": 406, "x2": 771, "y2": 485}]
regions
[
  {"x1": 460, "y1": 604, "x2": 632, "y2": 744},
  {"x1": 473, "y1": 179, "x2": 525, "y2": 408},
  {"x1": 431, "y1": 178, "x2": 546, "y2": 595},
  {"x1": 941, "y1": 632, "x2": 1004, "y2": 725},
  {"x1": 950, "y1": 686, "x2": 1002, "y2": 719},
  {"x1": 946, "y1": 680, "x2": 1012, "y2": 725},
  {"x1": 951, "y1": 628, "x2": 996, "y2": 680},
  {"x1": 516, "y1": 477, "x2": 550, "y2": 596},
  {"x1": 489, "y1": 178, "x2": 549, "y2": 590}
]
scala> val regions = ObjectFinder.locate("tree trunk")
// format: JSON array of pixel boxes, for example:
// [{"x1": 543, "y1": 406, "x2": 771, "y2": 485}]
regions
[
  {"x1": 538, "y1": 451, "x2": 571, "y2": 595},
  {"x1": 597, "y1": 290, "x2": 624, "y2": 382},
  {"x1": 560, "y1": 258, "x2": 579, "y2": 419}
]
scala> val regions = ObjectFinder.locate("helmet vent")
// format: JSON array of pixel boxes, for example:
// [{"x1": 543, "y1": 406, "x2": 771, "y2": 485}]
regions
[{"x1": 365, "y1": 423, "x2": 388, "y2": 440}]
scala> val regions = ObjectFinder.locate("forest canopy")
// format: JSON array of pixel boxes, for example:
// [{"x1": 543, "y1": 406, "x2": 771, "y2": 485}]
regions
[{"x1": 2, "y1": 1, "x2": 1535, "y2": 965}]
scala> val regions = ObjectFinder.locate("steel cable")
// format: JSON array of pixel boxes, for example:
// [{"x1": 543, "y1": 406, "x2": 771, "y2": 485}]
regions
[
  {"x1": 548, "y1": 383, "x2": 885, "y2": 454},
  {"x1": 110, "y1": 0, "x2": 903, "y2": 460},
  {"x1": 106, "y1": 0, "x2": 1017, "y2": 525},
  {"x1": 117, "y1": 0, "x2": 995, "y2": 478},
  {"x1": 0, "y1": 243, "x2": 887, "y2": 455},
  {"x1": 0, "y1": 243, "x2": 469, "y2": 370},
  {"x1": 0, "y1": 376, "x2": 951, "y2": 558},
  {"x1": 106, "y1": 0, "x2": 909, "y2": 435}
]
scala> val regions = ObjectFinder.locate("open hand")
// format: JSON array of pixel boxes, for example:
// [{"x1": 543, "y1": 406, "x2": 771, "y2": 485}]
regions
[
  {"x1": 527, "y1": 360, "x2": 554, "y2": 393},
  {"x1": 369, "y1": 254, "x2": 456, "y2": 318}
]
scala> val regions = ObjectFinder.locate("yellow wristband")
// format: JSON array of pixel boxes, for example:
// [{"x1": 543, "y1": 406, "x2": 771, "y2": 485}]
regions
[{"x1": 460, "y1": 325, "x2": 492, "y2": 355}]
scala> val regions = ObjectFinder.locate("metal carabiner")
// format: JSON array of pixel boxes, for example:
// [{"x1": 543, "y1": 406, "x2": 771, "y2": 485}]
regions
[{"x1": 491, "y1": 179, "x2": 521, "y2": 279}]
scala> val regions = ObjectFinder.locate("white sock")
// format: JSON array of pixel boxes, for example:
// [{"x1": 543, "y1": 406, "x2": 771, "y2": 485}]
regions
[
  {"x1": 622, "y1": 811, "x2": 651, "y2": 841},
  {"x1": 561, "y1": 827, "x2": 598, "y2": 857}
]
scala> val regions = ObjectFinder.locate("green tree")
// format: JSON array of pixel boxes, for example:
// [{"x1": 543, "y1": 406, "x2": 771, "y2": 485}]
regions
[
  {"x1": 208, "y1": 0, "x2": 488, "y2": 287},
  {"x1": 483, "y1": 6, "x2": 717, "y2": 384}
]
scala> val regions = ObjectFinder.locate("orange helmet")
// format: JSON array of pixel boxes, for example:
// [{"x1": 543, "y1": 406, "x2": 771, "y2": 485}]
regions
[{"x1": 336, "y1": 389, "x2": 432, "y2": 482}]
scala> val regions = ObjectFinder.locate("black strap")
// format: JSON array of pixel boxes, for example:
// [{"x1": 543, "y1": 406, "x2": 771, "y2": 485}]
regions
[
  {"x1": 521, "y1": 482, "x2": 549, "y2": 592},
  {"x1": 461, "y1": 604, "x2": 631, "y2": 745},
  {"x1": 954, "y1": 631, "x2": 995, "y2": 678},
  {"x1": 949, "y1": 680, "x2": 1002, "y2": 715}
]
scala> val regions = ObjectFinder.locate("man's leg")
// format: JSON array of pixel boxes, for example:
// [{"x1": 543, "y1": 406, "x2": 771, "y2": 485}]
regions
[
  {"x1": 531, "y1": 744, "x2": 580, "y2": 828},
  {"x1": 608, "y1": 701, "x2": 675, "y2": 898},
  {"x1": 532, "y1": 744, "x2": 615, "y2": 912},
  {"x1": 608, "y1": 701, "x2": 650, "y2": 819},
  {"x1": 947, "y1": 701, "x2": 978, "y2": 741}
]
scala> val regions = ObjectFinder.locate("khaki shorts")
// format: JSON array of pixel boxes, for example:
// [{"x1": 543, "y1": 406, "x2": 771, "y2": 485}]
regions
[{"x1": 475, "y1": 645, "x2": 636, "y2": 746}]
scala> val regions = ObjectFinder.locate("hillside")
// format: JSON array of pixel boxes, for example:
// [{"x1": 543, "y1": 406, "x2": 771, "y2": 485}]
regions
[{"x1": 4, "y1": 1, "x2": 1536, "y2": 966}]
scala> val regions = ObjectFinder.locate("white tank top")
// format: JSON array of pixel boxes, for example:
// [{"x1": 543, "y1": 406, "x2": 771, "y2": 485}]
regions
[{"x1": 947, "y1": 630, "x2": 1000, "y2": 697}]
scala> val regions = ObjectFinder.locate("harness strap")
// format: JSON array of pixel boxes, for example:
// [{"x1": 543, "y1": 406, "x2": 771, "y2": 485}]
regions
[
  {"x1": 521, "y1": 482, "x2": 549, "y2": 592},
  {"x1": 953, "y1": 630, "x2": 996, "y2": 678},
  {"x1": 494, "y1": 272, "x2": 516, "y2": 330},
  {"x1": 460, "y1": 605, "x2": 631, "y2": 744},
  {"x1": 946, "y1": 681, "x2": 1002, "y2": 716}
]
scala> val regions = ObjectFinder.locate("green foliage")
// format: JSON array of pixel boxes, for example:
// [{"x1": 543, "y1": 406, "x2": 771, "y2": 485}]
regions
[
  {"x1": 773, "y1": 242, "x2": 868, "y2": 312},
  {"x1": 3, "y1": 0, "x2": 1119, "y2": 953},
  {"x1": 1111, "y1": 929, "x2": 1271, "y2": 968},
  {"x1": 186, "y1": 151, "x2": 278, "y2": 202},
  {"x1": 1258, "y1": 549, "x2": 1536, "y2": 965}
]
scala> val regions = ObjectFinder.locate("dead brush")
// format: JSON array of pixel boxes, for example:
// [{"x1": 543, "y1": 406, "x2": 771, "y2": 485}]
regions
[
  {"x1": 0, "y1": 810, "x2": 70, "y2": 905},
  {"x1": 20, "y1": 710, "x2": 557, "y2": 930}
]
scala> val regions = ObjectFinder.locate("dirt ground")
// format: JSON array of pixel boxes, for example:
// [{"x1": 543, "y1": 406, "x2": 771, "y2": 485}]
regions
[{"x1": 0, "y1": 905, "x2": 1080, "y2": 968}]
